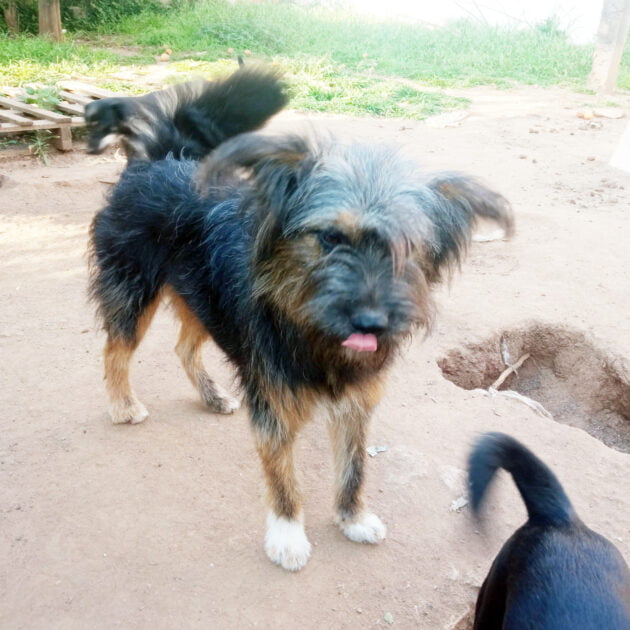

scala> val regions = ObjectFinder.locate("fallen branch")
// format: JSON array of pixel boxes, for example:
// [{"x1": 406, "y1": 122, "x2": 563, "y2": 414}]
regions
[
  {"x1": 490, "y1": 389, "x2": 554, "y2": 419},
  {"x1": 474, "y1": 386, "x2": 554, "y2": 419},
  {"x1": 490, "y1": 352, "x2": 530, "y2": 390}
]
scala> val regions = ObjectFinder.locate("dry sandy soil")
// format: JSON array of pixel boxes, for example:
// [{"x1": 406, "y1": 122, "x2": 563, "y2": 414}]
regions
[{"x1": 1, "y1": 85, "x2": 630, "y2": 629}]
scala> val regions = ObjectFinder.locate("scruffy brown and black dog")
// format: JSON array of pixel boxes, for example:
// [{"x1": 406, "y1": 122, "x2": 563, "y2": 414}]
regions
[
  {"x1": 469, "y1": 432, "x2": 630, "y2": 629},
  {"x1": 89, "y1": 128, "x2": 514, "y2": 571}
]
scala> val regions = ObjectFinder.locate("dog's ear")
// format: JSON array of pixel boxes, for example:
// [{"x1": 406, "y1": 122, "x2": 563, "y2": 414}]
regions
[
  {"x1": 84, "y1": 98, "x2": 135, "y2": 154},
  {"x1": 421, "y1": 173, "x2": 514, "y2": 281}
]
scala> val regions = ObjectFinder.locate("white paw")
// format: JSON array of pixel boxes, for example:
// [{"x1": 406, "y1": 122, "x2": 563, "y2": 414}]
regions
[
  {"x1": 109, "y1": 398, "x2": 148, "y2": 425},
  {"x1": 217, "y1": 395, "x2": 240, "y2": 414},
  {"x1": 200, "y1": 380, "x2": 241, "y2": 415},
  {"x1": 264, "y1": 513, "x2": 312, "y2": 571},
  {"x1": 339, "y1": 512, "x2": 386, "y2": 544}
]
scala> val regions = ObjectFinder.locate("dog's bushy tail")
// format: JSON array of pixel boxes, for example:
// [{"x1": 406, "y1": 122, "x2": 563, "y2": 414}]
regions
[
  {"x1": 468, "y1": 432, "x2": 575, "y2": 527},
  {"x1": 174, "y1": 65, "x2": 288, "y2": 154}
]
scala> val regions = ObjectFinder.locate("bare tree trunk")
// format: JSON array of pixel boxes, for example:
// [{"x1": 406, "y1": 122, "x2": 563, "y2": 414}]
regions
[
  {"x1": 38, "y1": 0, "x2": 62, "y2": 41},
  {"x1": 588, "y1": 0, "x2": 630, "y2": 93},
  {"x1": 4, "y1": 1, "x2": 18, "y2": 34}
]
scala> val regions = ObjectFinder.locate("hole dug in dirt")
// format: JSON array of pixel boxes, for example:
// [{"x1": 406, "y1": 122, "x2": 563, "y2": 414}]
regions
[{"x1": 437, "y1": 323, "x2": 630, "y2": 453}]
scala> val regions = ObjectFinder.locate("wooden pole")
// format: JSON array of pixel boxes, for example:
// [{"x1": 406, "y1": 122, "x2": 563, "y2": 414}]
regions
[
  {"x1": 588, "y1": 0, "x2": 630, "y2": 93},
  {"x1": 4, "y1": 1, "x2": 19, "y2": 34},
  {"x1": 38, "y1": 0, "x2": 62, "y2": 41}
]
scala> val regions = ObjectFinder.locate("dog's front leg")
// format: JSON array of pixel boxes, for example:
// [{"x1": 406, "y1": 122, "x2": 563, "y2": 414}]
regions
[
  {"x1": 252, "y1": 401, "x2": 311, "y2": 571},
  {"x1": 327, "y1": 396, "x2": 386, "y2": 544}
]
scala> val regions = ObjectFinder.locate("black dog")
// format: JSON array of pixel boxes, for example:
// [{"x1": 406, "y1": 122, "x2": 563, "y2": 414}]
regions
[
  {"x1": 83, "y1": 65, "x2": 287, "y2": 161},
  {"x1": 469, "y1": 432, "x2": 630, "y2": 629},
  {"x1": 89, "y1": 129, "x2": 513, "y2": 571}
]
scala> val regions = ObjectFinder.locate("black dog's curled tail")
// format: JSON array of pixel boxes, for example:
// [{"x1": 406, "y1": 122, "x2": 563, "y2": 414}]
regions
[
  {"x1": 468, "y1": 432, "x2": 575, "y2": 527},
  {"x1": 192, "y1": 65, "x2": 288, "y2": 144}
]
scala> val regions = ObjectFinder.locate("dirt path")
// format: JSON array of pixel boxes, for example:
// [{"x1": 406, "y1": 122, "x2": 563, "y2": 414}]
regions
[{"x1": 1, "y1": 86, "x2": 629, "y2": 629}]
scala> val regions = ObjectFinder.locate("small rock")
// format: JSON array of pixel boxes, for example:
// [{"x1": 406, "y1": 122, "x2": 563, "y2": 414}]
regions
[
  {"x1": 450, "y1": 496, "x2": 469, "y2": 512},
  {"x1": 367, "y1": 445, "x2": 387, "y2": 457},
  {"x1": 577, "y1": 108, "x2": 594, "y2": 120},
  {"x1": 384, "y1": 612, "x2": 394, "y2": 624},
  {"x1": 594, "y1": 107, "x2": 624, "y2": 119}
]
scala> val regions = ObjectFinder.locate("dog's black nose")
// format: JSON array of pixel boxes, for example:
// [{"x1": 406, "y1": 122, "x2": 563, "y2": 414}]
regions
[{"x1": 351, "y1": 310, "x2": 389, "y2": 334}]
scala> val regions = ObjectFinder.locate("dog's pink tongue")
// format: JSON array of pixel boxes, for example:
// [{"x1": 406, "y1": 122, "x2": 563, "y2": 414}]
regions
[{"x1": 341, "y1": 333, "x2": 378, "y2": 352}]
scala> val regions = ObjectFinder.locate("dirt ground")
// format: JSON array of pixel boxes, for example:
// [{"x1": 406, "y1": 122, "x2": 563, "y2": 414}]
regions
[{"x1": 1, "y1": 85, "x2": 630, "y2": 629}]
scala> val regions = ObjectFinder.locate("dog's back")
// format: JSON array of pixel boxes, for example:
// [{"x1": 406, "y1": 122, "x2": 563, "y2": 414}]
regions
[
  {"x1": 84, "y1": 66, "x2": 288, "y2": 161},
  {"x1": 469, "y1": 432, "x2": 630, "y2": 630}
]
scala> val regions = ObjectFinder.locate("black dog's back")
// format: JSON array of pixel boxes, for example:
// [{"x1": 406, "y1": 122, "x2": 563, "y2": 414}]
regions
[
  {"x1": 469, "y1": 432, "x2": 630, "y2": 630},
  {"x1": 84, "y1": 66, "x2": 288, "y2": 161},
  {"x1": 88, "y1": 157, "x2": 255, "y2": 359}
]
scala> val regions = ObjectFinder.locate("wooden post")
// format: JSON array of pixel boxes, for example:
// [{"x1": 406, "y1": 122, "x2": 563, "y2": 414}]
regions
[
  {"x1": 588, "y1": 0, "x2": 630, "y2": 93},
  {"x1": 38, "y1": 0, "x2": 62, "y2": 41},
  {"x1": 54, "y1": 127, "x2": 73, "y2": 152},
  {"x1": 4, "y1": 1, "x2": 19, "y2": 34}
]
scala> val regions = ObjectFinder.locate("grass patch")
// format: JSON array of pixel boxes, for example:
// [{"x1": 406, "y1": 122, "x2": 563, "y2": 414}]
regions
[
  {"x1": 0, "y1": 34, "x2": 123, "y2": 85},
  {"x1": 113, "y1": 2, "x2": 595, "y2": 87},
  {"x1": 285, "y1": 56, "x2": 469, "y2": 118}
]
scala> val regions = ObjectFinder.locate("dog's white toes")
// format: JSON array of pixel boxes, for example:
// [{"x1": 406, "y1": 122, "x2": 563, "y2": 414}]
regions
[
  {"x1": 200, "y1": 379, "x2": 241, "y2": 415},
  {"x1": 339, "y1": 512, "x2": 386, "y2": 544},
  {"x1": 264, "y1": 513, "x2": 312, "y2": 571},
  {"x1": 109, "y1": 398, "x2": 149, "y2": 425},
  {"x1": 210, "y1": 395, "x2": 240, "y2": 415}
]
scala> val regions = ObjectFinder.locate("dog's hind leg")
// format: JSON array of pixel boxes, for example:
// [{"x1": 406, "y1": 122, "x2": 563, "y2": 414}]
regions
[
  {"x1": 103, "y1": 295, "x2": 161, "y2": 425},
  {"x1": 327, "y1": 381, "x2": 386, "y2": 544},
  {"x1": 170, "y1": 292, "x2": 240, "y2": 414}
]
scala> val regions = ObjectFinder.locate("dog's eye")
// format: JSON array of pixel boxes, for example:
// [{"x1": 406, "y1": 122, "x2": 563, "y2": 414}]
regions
[{"x1": 318, "y1": 229, "x2": 348, "y2": 251}]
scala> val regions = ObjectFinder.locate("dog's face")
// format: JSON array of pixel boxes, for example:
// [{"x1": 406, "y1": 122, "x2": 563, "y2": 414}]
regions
[
  {"x1": 249, "y1": 147, "x2": 436, "y2": 360},
  {"x1": 84, "y1": 97, "x2": 137, "y2": 154},
  {"x1": 197, "y1": 133, "x2": 513, "y2": 363}
]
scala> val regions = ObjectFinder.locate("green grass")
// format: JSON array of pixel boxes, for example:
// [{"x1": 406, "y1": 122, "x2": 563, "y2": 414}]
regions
[
  {"x1": 0, "y1": 35, "x2": 123, "y2": 84},
  {"x1": 113, "y1": 2, "x2": 595, "y2": 87},
  {"x1": 0, "y1": 1, "x2": 625, "y2": 120}
]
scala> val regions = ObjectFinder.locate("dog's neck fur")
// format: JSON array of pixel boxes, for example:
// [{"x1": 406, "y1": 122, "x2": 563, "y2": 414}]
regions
[{"x1": 247, "y1": 300, "x2": 394, "y2": 396}]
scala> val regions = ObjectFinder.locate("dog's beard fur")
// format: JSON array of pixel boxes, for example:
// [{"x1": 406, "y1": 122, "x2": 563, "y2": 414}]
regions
[{"x1": 89, "y1": 128, "x2": 514, "y2": 570}]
